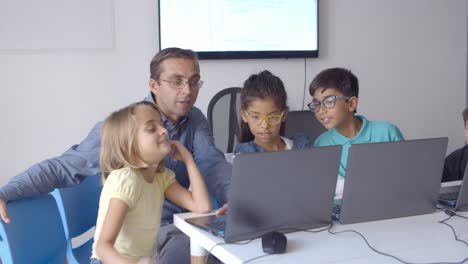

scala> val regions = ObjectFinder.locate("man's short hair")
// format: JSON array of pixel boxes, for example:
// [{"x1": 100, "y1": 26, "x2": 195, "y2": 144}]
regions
[{"x1": 150, "y1": 48, "x2": 199, "y2": 80}]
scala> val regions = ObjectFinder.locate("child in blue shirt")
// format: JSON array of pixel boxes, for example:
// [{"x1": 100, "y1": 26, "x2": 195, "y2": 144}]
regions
[
  {"x1": 234, "y1": 70, "x2": 311, "y2": 154},
  {"x1": 308, "y1": 68, "x2": 404, "y2": 178}
]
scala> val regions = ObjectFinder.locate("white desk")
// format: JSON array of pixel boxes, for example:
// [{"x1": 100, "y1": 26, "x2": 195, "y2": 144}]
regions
[{"x1": 174, "y1": 210, "x2": 468, "y2": 264}]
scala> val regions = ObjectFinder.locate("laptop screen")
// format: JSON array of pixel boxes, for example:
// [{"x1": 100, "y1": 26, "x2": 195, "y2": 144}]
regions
[
  {"x1": 224, "y1": 146, "x2": 341, "y2": 242},
  {"x1": 339, "y1": 137, "x2": 448, "y2": 224}
]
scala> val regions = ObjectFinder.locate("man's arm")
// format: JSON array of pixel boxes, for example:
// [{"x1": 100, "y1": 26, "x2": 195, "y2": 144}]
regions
[
  {"x1": 190, "y1": 110, "x2": 231, "y2": 205},
  {"x1": 0, "y1": 121, "x2": 103, "y2": 202}
]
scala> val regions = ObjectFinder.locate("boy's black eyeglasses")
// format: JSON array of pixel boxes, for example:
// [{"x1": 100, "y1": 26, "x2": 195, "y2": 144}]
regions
[
  {"x1": 307, "y1": 95, "x2": 351, "y2": 113},
  {"x1": 158, "y1": 79, "x2": 204, "y2": 90}
]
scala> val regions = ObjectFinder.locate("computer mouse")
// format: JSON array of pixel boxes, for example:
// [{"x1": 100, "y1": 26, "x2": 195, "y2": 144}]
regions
[{"x1": 261, "y1": 231, "x2": 287, "y2": 254}]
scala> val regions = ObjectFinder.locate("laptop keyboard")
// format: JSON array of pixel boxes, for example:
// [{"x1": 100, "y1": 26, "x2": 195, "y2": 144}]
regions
[
  {"x1": 440, "y1": 191, "x2": 459, "y2": 201},
  {"x1": 207, "y1": 219, "x2": 226, "y2": 232}
]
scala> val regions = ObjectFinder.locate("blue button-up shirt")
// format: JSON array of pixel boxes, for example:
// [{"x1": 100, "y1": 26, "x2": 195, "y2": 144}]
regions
[{"x1": 0, "y1": 93, "x2": 232, "y2": 224}]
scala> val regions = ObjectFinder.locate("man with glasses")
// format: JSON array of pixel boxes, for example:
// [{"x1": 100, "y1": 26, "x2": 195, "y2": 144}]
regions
[
  {"x1": 0, "y1": 48, "x2": 231, "y2": 264},
  {"x1": 308, "y1": 67, "x2": 404, "y2": 177}
]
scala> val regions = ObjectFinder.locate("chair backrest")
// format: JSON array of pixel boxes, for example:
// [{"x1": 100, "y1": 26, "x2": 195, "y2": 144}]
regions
[
  {"x1": 207, "y1": 87, "x2": 242, "y2": 153},
  {"x1": 52, "y1": 174, "x2": 102, "y2": 264},
  {"x1": 284, "y1": 110, "x2": 327, "y2": 143},
  {"x1": 0, "y1": 194, "x2": 67, "y2": 264}
]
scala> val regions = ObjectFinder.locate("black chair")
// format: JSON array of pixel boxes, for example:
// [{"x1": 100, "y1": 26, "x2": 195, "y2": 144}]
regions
[
  {"x1": 284, "y1": 110, "x2": 327, "y2": 143},
  {"x1": 207, "y1": 87, "x2": 242, "y2": 153}
]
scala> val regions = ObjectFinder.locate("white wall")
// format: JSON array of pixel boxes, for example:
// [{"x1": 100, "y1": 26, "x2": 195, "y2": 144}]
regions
[{"x1": 0, "y1": 0, "x2": 466, "y2": 185}]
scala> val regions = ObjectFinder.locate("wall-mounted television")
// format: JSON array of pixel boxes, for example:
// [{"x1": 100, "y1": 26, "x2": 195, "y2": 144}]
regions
[{"x1": 159, "y1": 0, "x2": 319, "y2": 60}]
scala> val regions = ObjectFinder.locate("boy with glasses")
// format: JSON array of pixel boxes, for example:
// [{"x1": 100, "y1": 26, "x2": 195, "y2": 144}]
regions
[
  {"x1": 442, "y1": 106, "x2": 468, "y2": 182},
  {"x1": 308, "y1": 68, "x2": 404, "y2": 177}
]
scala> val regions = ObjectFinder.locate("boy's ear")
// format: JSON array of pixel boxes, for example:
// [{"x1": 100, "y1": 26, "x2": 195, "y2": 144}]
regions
[
  {"x1": 240, "y1": 109, "x2": 248, "y2": 123},
  {"x1": 348, "y1": 96, "x2": 358, "y2": 112}
]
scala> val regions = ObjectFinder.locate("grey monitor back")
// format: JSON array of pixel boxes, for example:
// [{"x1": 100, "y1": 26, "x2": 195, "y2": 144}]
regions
[
  {"x1": 224, "y1": 146, "x2": 341, "y2": 243},
  {"x1": 339, "y1": 137, "x2": 448, "y2": 225}
]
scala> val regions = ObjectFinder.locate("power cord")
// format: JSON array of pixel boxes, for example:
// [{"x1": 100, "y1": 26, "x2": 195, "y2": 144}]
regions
[
  {"x1": 204, "y1": 224, "x2": 333, "y2": 264},
  {"x1": 204, "y1": 239, "x2": 254, "y2": 264},
  {"x1": 327, "y1": 211, "x2": 468, "y2": 264},
  {"x1": 204, "y1": 215, "x2": 468, "y2": 264},
  {"x1": 301, "y1": 57, "x2": 308, "y2": 110},
  {"x1": 438, "y1": 209, "x2": 468, "y2": 247}
]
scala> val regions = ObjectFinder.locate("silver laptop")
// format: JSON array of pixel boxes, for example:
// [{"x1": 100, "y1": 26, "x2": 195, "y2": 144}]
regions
[
  {"x1": 186, "y1": 146, "x2": 341, "y2": 243},
  {"x1": 439, "y1": 164, "x2": 468, "y2": 211},
  {"x1": 337, "y1": 137, "x2": 448, "y2": 224}
]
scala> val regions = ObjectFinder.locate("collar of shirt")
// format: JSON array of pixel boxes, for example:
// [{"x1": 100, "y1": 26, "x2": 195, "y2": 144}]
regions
[
  {"x1": 330, "y1": 115, "x2": 370, "y2": 144},
  {"x1": 143, "y1": 92, "x2": 189, "y2": 132}
]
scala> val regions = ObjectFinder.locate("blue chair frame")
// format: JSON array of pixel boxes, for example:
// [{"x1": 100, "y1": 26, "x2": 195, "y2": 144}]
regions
[
  {"x1": 52, "y1": 174, "x2": 102, "y2": 264},
  {"x1": 0, "y1": 194, "x2": 67, "y2": 264}
]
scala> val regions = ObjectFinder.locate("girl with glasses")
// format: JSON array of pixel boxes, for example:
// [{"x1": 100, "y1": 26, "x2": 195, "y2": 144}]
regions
[{"x1": 234, "y1": 70, "x2": 311, "y2": 153}]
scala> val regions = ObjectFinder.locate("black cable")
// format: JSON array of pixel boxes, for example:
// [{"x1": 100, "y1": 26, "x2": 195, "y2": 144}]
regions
[
  {"x1": 455, "y1": 214, "x2": 468, "y2": 220},
  {"x1": 241, "y1": 224, "x2": 332, "y2": 263},
  {"x1": 242, "y1": 253, "x2": 270, "y2": 263},
  {"x1": 328, "y1": 221, "x2": 468, "y2": 264},
  {"x1": 202, "y1": 212, "x2": 468, "y2": 264},
  {"x1": 204, "y1": 239, "x2": 254, "y2": 264},
  {"x1": 203, "y1": 224, "x2": 333, "y2": 264},
  {"x1": 302, "y1": 57, "x2": 308, "y2": 110},
  {"x1": 438, "y1": 211, "x2": 468, "y2": 247}
]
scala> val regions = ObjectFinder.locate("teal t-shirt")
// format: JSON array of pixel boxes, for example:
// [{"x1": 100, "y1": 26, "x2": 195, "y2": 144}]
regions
[{"x1": 314, "y1": 115, "x2": 404, "y2": 176}]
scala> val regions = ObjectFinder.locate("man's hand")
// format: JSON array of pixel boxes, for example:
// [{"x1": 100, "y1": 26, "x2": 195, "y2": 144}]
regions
[{"x1": 0, "y1": 198, "x2": 11, "y2": 224}]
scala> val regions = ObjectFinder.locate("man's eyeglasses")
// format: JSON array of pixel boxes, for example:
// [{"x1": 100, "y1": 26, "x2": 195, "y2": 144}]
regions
[
  {"x1": 307, "y1": 95, "x2": 350, "y2": 113},
  {"x1": 159, "y1": 79, "x2": 204, "y2": 90},
  {"x1": 244, "y1": 111, "x2": 284, "y2": 126}
]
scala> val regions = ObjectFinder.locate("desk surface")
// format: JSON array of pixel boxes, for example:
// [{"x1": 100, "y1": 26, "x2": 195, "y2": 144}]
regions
[{"x1": 174, "y1": 210, "x2": 468, "y2": 264}]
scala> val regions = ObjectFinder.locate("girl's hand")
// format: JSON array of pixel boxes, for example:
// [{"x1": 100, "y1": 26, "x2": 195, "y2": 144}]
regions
[
  {"x1": 216, "y1": 203, "x2": 229, "y2": 215},
  {"x1": 170, "y1": 141, "x2": 192, "y2": 163},
  {"x1": 137, "y1": 257, "x2": 153, "y2": 264}
]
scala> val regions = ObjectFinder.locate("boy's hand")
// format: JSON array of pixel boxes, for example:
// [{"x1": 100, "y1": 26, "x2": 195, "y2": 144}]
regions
[
  {"x1": 169, "y1": 141, "x2": 192, "y2": 163},
  {"x1": 0, "y1": 198, "x2": 11, "y2": 224}
]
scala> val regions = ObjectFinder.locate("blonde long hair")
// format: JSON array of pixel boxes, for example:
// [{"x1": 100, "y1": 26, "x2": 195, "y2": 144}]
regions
[{"x1": 99, "y1": 101, "x2": 165, "y2": 183}]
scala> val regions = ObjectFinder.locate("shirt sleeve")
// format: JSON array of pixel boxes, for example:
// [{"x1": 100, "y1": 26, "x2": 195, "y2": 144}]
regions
[
  {"x1": 106, "y1": 169, "x2": 142, "y2": 209},
  {"x1": 190, "y1": 109, "x2": 232, "y2": 204},
  {"x1": 0, "y1": 122, "x2": 103, "y2": 202},
  {"x1": 313, "y1": 133, "x2": 327, "y2": 147},
  {"x1": 233, "y1": 142, "x2": 254, "y2": 154},
  {"x1": 389, "y1": 124, "x2": 404, "y2": 141},
  {"x1": 159, "y1": 168, "x2": 177, "y2": 191}
]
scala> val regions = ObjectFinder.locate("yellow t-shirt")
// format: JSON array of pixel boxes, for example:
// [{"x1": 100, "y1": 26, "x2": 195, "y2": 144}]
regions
[{"x1": 91, "y1": 167, "x2": 176, "y2": 261}]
